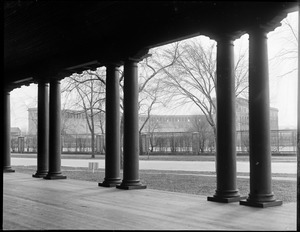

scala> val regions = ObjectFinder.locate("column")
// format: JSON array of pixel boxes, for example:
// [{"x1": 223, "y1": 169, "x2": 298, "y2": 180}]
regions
[
  {"x1": 297, "y1": 10, "x2": 300, "y2": 230},
  {"x1": 240, "y1": 28, "x2": 282, "y2": 207},
  {"x1": 3, "y1": 90, "x2": 15, "y2": 173},
  {"x1": 33, "y1": 81, "x2": 49, "y2": 177},
  {"x1": 44, "y1": 79, "x2": 66, "y2": 180},
  {"x1": 99, "y1": 64, "x2": 122, "y2": 187},
  {"x1": 208, "y1": 36, "x2": 243, "y2": 203},
  {"x1": 116, "y1": 59, "x2": 146, "y2": 190}
]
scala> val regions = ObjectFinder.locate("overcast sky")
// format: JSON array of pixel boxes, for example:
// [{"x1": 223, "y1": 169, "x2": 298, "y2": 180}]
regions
[{"x1": 10, "y1": 11, "x2": 298, "y2": 132}]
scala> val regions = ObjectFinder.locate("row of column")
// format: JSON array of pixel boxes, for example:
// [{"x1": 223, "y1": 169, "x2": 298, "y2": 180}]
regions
[
  {"x1": 4, "y1": 27, "x2": 282, "y2": 206},
  {"x1": 98, "y1": 27, "x2": 283, "y2": 205},
  {"x1": 3, "y1": 79, "x2": 66, "y2": 180},
  {"x1": 207, "y1": 28, "x2": 282, "y2": 207},
  {"x1": 3, "y1": 60, "x2": 145, "y2": 188},
  {"x1": 98, "y1": 60, "x2": 146, "y2": 189},
  {"x1": 32, "y1": 80, "x2": 66, "y2": 179}
]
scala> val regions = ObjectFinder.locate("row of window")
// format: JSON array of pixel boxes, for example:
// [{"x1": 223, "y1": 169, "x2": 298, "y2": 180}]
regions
[
  {"x1": 140, "y1": 117, "x2": 193, "y2": 123},
  {"x1": 64, "y1": 112, "x2": 86, "y2": 119}
]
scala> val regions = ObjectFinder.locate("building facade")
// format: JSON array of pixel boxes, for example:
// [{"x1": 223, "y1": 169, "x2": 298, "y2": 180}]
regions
[
  {"x1": 139, "y1": 114, "x2": 207, "y2": 133},
  {"x1": 235, "y1": 98, "x2": 279, "y2": 131},
  {"x1": 28, "y1": 97, "x2": 279, "y2": 136},
  {"x1": 28, "y1": 108, "x2": 104, "y2": 135},
  {"x1": 10, "y1": 127, "x2": 22, "y2": 137}
]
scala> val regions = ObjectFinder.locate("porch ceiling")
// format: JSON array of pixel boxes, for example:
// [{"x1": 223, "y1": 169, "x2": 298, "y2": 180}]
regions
[{"x1": 4, "y1": 1, "x2": 298, "y2": 89}]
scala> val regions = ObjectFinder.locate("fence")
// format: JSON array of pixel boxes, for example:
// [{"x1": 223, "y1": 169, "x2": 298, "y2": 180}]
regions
[
  {"x1": 11, "y1": 130, "x2": 297, "y2": 154},
  {"x1": 11, "y1": 134, "x2": 105, "y2": 154},
  {"x1": 140, "y1": 132, "x2": 215, "y2": 154},
  {"x1": 236, "y1": 130, "x2": 297, "y2": 153}
]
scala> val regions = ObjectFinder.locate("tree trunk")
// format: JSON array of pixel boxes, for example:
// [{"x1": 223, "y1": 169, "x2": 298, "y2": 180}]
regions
[{"x1": 91, "y1": 133, "x2": 95, "y2": 158}]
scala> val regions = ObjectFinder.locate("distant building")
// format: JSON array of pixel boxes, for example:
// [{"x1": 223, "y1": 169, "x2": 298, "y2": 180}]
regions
[
  {"x1": 11, "y1": 127, "x2": 22, "y2": 137},
  {"x1": 234, "y1": 98, "x2": 279, "y2": 152},
  {"x1": 235, "y1": 98, "x2": 279, "y2": 131},
  {"x1": 28, "y1": 108, "x2": 104, "y2": 135},
  {"x1": 28, "y1": 97, "x2": 278, "y2": 136},
  {"x1": 139, "y1": 114, "x2": 207, "y2": 133}
]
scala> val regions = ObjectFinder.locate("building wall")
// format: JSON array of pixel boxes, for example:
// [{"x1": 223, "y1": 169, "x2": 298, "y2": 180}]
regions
[
  {"x1": 10, "y1": 127, "x2": 22, "y2": 137},
  {"x1": 139, "y1": 115, "x2": 207, "y2": 133},
  {"x1": 28, "y1": 108, "x2": 104, "y2": 135},
  {"x1": 28, "y1": 97, "x2": 278, "y2": 136},
  {"x1": 235, "y1": 98, "x2": 279, "y2": 131}
]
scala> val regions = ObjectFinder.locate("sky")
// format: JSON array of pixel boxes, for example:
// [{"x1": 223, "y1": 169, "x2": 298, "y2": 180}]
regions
[{"x1": 10, "y1": 11, "x2": 298, "y2": 133}]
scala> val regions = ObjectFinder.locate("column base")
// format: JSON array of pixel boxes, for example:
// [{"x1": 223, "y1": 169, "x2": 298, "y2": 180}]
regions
[
  {"x1": 116, "y1": 180, "x2": 147, "y2": 190},
  {"x1": 240, "y1": 199, "x2": 283, "y2": 208},
  {"x1": 208, "y1": 195, "x2": 247, "y2": 203},
  {"x1": 208, "y1": 189, "x2": 245, "y2": 203},
  {"x1": 98, "y1": 178, "x2": 122, "y2": 187},
  {"x1": 32, "y1": 171, "x2": 48, "y2": 178},
  {"x1": 116, "y1": 185, "x2": 147, "y2": 190},
  {"x1": 43, "y1": 173, "x2": 67, "y2": 180},
  {"x1": 3, "y1": 167, "x2": 15, "y2": 173}
]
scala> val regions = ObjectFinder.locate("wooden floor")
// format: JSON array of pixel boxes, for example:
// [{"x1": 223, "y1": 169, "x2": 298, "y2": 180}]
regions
[{"x1": 3, "y1": 173, "x2": 296, "y2": 230}]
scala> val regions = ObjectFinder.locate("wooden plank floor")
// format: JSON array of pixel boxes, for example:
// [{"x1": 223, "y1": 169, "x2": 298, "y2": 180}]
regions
[{"x1": 3, "y1": 172, "x2": 296, "y2": 230}]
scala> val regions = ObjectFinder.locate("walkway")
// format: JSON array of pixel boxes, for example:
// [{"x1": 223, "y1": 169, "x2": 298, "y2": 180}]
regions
[
  {"x1": 11, "y1": 156, "x2": 297, "y2": 174},
  {"x1": 3, "y1": 172, "x2": 296, "y2": 230}
]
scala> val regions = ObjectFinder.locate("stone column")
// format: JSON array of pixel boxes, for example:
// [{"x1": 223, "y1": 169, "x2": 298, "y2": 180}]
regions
[
  {"x1": 33, "y1": 81, "x2": 49, "y2": 177},
  {"x1": 3, "y1": 90, "x2": 15, "y2": 173},
  {"x1": 297, "y1": 10, "x2": 300, "y2": 230},
  {"x1": 99, "y1": 64, "x2": 121, "y2": 187},
  {"x1": 44, "y1": 79, "x2": 66, "y2": 180},
  {"x1": 240, "y1": 28, "x2": 281, "y2": 207},
  {"x1": 116, "y1": 59, "x2": 146, "y2": 190},
  {"x1": 208, "y1": 36, "x2": 243, "y2": 203}
]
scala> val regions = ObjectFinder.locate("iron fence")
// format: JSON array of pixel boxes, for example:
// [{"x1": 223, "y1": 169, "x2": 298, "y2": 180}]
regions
[
  {"x1": 11, "y1": 129, "x2": 297, "y2": 154},
  {"x1": 11, "y1": 134, "x2": 105, "y2": 154}
]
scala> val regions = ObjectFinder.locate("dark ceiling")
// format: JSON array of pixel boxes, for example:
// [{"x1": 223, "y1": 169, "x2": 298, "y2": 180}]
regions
[{"x1": 4, "y1": 1, "x2": 298, "y2": 89}]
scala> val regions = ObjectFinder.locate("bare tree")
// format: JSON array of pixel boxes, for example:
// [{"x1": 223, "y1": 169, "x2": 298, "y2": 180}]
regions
[
  {"x1": 117, "y1": 51, "x2": 179, "y2": 157},
  {"x1": 270, "y1": 15, "x2": 298, "y2": 78},
  {"x1": 156, "y1": 36, "x2": 248, "y2": 137},
  {"x1": 62, "y1": 68, "x2": 106, "y2": 158}
]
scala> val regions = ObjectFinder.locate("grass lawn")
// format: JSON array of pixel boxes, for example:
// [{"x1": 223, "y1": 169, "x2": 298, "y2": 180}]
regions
[
  {"x1": 13, "y1": 165, "x2": 296, "y2": 203},
  {"x1": 11, "y1": 153, "x2": 296, "y2": 163}
]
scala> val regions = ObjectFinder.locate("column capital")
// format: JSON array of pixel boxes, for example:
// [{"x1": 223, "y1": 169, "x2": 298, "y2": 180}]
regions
[
  {"x1": 125, "y1": 57, "x2": 141, "y2": 64},
  {"x1": 215, "y1": 34, "x2": 235, "y2": 44},
  {"x1": 103, "y1": 61, "x2": 123, "y2": 68},
  {"x1": 247, "y1": 26, "x2": 269, "y2": 39},
  {"x1": 213, "y1": 31, "x2": 237, "y2": 43},
  {"x1": 36, "y1": 79, "x2": 50, "y2": 85},
  {"x1": 125, "y1": 47, "x2": 150, "y2": 63},
  {"x1": 49, "y1": 78, "x2": 61, "y2": 84}
]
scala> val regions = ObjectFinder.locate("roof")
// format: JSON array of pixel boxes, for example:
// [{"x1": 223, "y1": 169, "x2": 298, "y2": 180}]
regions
[
  {"x1": 11, "y1": 127, "x2": 21, "y2": 132},
  {"x1": 4, "y1": 1, "x2": 298, "y2": 90}
]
